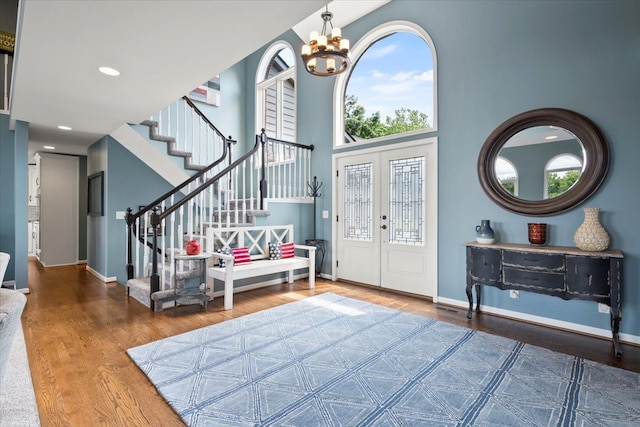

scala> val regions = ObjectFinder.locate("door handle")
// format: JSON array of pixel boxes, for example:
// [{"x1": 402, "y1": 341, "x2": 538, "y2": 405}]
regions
[{"x1": 381, "y1": 225, "x2": 387, "y2": 229}]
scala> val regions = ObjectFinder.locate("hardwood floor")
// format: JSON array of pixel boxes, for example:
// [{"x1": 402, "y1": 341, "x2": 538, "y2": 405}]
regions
[{"x1": 23, "y1": 259, "x2": 639, "y2": 426}]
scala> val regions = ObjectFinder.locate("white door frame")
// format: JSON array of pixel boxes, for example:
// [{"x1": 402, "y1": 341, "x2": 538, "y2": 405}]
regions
[{"x1": 331, "y1": 137, "x2": 438, "y2": 301}]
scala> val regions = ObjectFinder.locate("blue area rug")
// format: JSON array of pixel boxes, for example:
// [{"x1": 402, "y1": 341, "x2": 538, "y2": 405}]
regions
[{"x1": 127, "y1": 293, "x2": 640, "y2": 426}]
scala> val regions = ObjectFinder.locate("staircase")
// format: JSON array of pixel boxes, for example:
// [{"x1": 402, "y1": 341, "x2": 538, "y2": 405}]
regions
[{"x1": 124, "y1": 96, "x2": 314, "y2": 310}]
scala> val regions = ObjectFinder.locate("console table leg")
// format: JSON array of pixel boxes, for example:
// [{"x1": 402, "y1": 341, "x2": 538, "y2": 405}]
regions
[
  {"x1": 466, "y1": 283, "x2": 473, "y2": 319},
  {"x1": 611, "y1": 311, "x2": 622, "y2": 357}
]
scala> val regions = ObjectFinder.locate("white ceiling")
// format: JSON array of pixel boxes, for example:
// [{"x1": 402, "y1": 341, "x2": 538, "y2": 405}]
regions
[{"x1": 9, "y1": 0, "x2": 388, "y2": 160}]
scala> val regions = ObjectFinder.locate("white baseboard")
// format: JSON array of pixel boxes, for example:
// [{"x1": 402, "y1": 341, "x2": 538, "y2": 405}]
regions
[
  {"x1": 85, "y1": 265, "x2": 117, "y2": 283},
  {"x1": 437, "y1": 296, "x2": 640, "y2": 346},
  {"x1": 0, "y1": 281, "x2": 29, "y2": 294},
  {"x1": 1, "y1": 280, "x2": 15, "y2": 289}
]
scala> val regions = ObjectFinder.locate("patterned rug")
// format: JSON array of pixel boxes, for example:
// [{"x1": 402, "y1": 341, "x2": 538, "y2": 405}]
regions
[{"x1": 127, "y1": 293, "x2": 640, "y2": 426}]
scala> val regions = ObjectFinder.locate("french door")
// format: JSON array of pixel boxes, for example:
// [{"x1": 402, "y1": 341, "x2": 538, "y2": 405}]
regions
[{"x1": 335, "y1": 140, "x2": 437, "y2": 298}]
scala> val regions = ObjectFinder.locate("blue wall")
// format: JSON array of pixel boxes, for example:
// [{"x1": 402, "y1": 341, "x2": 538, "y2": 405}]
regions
[
  {"x1": 87, "y1": 138, "x2": 108, "y2": 276},
  {"x1": 0, "y1": 115, "x2": 28, "y2": 289},
  {"x1": 195, "y1": 62, "x2": 248, "y2": 150},
  {"x1": 87, "y1": 136, "x2": 179, "y2": 283},
  {"x1": 236, "y1": 0, "x2": 640, "y2": 338},
  {"x1": 73, "y1": 0, "x2": 640, "y2": 340}
]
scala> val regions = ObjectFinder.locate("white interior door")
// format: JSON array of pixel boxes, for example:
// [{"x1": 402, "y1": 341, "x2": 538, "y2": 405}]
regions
[{"x1": 335, "y1": 140, "x2": 437, "y2": 298}]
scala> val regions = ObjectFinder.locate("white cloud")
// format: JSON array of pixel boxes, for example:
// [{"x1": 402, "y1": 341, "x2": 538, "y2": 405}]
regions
[
  {"x1": 389, "y1": 70, "x2": 434, "y2": 82},
  {"x1": 370, "y1": 78, "x2": 433, "y2": 96},
  {"x1": 414, "y1": 70, "x2": 434, "y2": 82},
  {"x1": 365, "y1": 44, "x2": 398, "y2": 59},
  {"x1": 390, "y1": 72, "x2": 414, "y2": 82},
  {"x1": 370, "y1": 70, "x2": 387, "y2": 79}
]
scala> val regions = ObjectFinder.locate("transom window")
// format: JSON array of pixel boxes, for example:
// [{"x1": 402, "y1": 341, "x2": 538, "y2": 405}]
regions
[{"x1": 334, "y1": 22, "x2": 437, "y2": 148}]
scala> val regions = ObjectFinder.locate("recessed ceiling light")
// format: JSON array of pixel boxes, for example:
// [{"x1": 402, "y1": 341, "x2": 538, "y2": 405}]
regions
[
  {"x1": 58, "y1": 125, "x2": 72, "y2": 131},
  {"x1": 98, "y1": 66, "x2": 120, "y2": 76},
  {"x1": 43, "y1": 145, "x2": 55, "y2": 150},
  {"x1": 545, "y1": 135, "x2": 558, "y2": 140}
]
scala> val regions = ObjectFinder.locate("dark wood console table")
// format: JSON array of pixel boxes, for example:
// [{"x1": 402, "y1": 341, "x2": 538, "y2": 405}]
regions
[{"x1": 465, "y1": 242, "x2": 623, "y2": 356}]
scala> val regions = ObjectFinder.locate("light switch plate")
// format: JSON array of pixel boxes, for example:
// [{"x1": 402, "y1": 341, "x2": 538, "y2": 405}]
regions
[
  {"x1": 115, "y1": 211, "x2": 126, "y2": 220},
  {"x1": 322, "y1": 210, "x2": 329, "y2": 219}
]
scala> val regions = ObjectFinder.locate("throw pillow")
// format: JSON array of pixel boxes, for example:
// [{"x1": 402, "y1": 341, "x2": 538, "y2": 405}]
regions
[
  {"x1": 231, "y1": 247, "x2": 252, "y2": 265},
  {"x1": 215, "y1": 248, "x2": 232, "y2": 267},
  {"x1": 281, "y1": 242, "x2": 295, "y2": 259},
  {"x1": 268, "y1": 242, "x2": 282, "y2": 260}
]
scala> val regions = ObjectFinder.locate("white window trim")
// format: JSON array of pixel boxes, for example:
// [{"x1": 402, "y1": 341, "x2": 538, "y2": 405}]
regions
[
  {"x1": 333, "y1": 21, "x2": 438, "y2": 150},
  {"x1": 255, "y1": 40, "x2": 297, "y2": 141},
  {"x1": 497, "y1": 156, "x2": 519, "y2": 197}
]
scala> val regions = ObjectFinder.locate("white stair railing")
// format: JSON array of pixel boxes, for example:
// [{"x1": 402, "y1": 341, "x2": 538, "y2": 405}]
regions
[
  {"x1": 256, "y1": 134, "x2": 314, "y2": 204},
  {"x1": 148, "y1": 96, "x2": 230, "y2": 169}
]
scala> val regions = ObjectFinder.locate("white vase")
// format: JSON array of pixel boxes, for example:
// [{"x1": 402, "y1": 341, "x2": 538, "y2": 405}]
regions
[{"x1": 574, "y1": 207, "x2": 610, "y2": 251}]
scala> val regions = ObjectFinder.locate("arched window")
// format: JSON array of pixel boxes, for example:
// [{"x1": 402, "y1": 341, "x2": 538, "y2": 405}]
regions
[
  {"x1": 496, "y1": 157, "x2": 518, "y2": 196},
  {"x1": 256, "y1": 42, "x2": 296, "y2": 142},
  {"x1": 334, "y1": 21, "x2": 437, "y2": 147},
  {"x1": 545, "y1": 154, "x2": 583, "y2": 199}
]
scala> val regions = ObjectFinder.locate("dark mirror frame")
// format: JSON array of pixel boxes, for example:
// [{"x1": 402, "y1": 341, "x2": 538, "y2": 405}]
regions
[{"x1": 478, "y1": 108, "x2": 609, "y2": 216}]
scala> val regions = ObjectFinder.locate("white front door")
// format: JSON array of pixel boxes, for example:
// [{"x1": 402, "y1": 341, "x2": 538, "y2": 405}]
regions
[
  {"x1": 335, "y1": 140, "x2": 437, "y2": 298},
  {"x1": 336, "y1": 153, "x2": 381, "y2": 286}
]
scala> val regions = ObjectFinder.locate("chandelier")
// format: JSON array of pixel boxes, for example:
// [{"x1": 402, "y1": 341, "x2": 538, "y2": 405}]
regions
[{"x1": 301, "y1": 6, "x2": 350, "y2": 76}]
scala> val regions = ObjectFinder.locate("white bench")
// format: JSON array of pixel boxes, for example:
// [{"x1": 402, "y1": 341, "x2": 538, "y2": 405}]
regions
[{"x1": 206, "y1": 225, "x2": 316, "y2": 310}]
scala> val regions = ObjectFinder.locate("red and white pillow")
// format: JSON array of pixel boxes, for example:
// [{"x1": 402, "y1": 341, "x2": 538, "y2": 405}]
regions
[
  {"x1": 280, "y1": 242, "x2": 295, "y2": 259},
  {"x1": 231, "y1": 247, "x2": 252, "y2": 265},
  {"x1": 268, "y1": 242, "x2": 295, "y2": 260}
]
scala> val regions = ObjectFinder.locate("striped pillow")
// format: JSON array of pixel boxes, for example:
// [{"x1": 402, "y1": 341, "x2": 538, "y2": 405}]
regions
[
  {"x1": 231, "y1": 247, "x2": 252, "y2": 265},
  {"x1": 281, "y1": 242, "x2": 295, "y2": 259}
]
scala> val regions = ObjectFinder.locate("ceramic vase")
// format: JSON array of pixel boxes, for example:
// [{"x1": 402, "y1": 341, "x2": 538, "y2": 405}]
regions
[
  {"x1": 475, "y1": 220, "x2": 495, "y2": 244},
  {"x1": 574, "y1": 207, "x2": 609, "y2": 251}
]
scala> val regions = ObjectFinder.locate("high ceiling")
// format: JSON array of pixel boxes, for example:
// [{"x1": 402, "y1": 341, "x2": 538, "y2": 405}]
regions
[{"x1": 9, "y1": 0, "x2": 388, "y2": 159}]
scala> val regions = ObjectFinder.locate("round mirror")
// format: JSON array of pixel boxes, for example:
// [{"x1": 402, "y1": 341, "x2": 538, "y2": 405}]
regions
[{"x1": 478, "y1": 108, "x2": 609, "y2": 216}]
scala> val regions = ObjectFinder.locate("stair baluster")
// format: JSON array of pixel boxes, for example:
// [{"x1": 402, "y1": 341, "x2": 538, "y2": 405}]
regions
[{"x1": 127, "y1": 98, "x2": 315, "y2": 310}]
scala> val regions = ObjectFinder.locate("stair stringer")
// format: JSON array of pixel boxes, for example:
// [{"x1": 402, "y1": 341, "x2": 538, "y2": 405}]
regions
[
  {"x1": 141, "y1": 120, "x2": 207, "y2": 171},
  {"x1": 110, "y1": 124, "x2": 190, "y2": 190}
]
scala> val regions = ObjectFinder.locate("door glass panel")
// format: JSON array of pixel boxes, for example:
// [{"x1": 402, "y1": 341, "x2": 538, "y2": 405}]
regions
[
  {"x1": 388, "y1": 156, "x2": 425, "y2": 245},
  {"x1": 344, "y1": 163, "x2": 373, "y2": 241}
]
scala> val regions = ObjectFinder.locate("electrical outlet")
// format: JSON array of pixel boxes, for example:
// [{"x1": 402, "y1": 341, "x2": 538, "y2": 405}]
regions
[
  {"x1": 509, "y1": 290, "x2": 519, "y2": 299},
  {"x1": 598, "y1": 303, "x2": 610, "y2": 314}
]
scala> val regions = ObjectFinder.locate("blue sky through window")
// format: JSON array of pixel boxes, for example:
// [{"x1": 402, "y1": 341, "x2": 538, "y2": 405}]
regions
[{"x1": 346, "y1": 32, "x2": 434, "y2": 127}]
